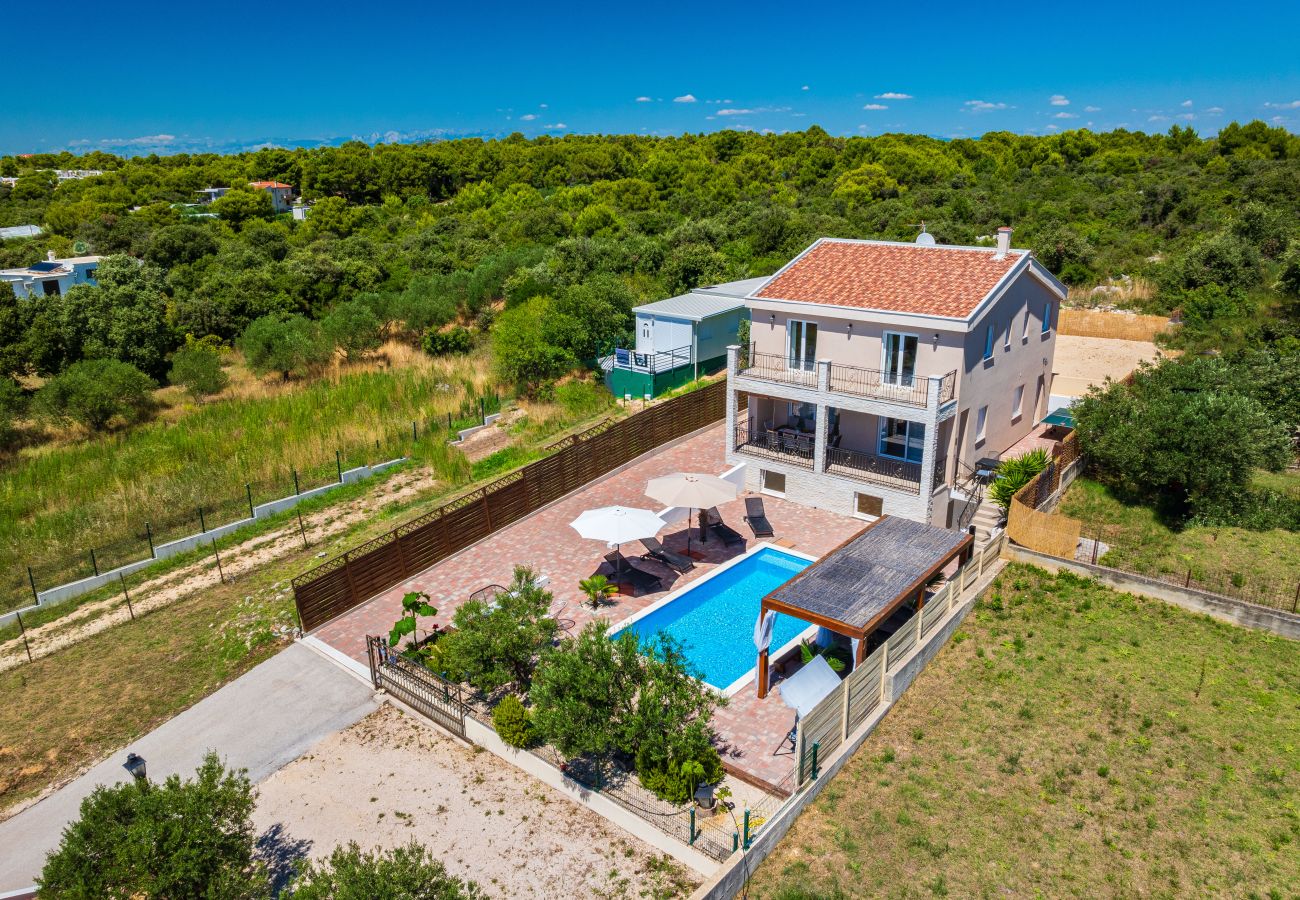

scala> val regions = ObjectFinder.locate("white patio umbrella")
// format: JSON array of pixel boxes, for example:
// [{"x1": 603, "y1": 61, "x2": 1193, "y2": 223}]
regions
[
  {"x1": 645, "y1": 472, "x2": 738, "y2": 553},
  {"x1": 753, "y1": 609, "x2": 777, "y2": 653},
  {"x1": 569, "y1": 506, "x2": 667, "y2": 577}
]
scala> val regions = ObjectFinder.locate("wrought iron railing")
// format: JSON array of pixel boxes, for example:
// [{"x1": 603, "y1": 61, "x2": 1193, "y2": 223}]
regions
[
  {"x1": 736, "y1": 345, "x2": 819, "y2": 388},
  {"x1": 827, "y1": 364, "x2": 930, "y2": 406},
  {"x1": 733, "y1": 424, "x2": 815, "y2": 469},
  {"x1": 824, "y1": 445, "x2": 922, "y2": 493},
  {"x1": 600, "y1": 344, "x2": 693, "y2": 374},
  {"x1": 932, "y1": 456, "x2": 949, "y2": 492},
  {"x1": 366, "y1": 635, "x2": 471, "y2": 737}
]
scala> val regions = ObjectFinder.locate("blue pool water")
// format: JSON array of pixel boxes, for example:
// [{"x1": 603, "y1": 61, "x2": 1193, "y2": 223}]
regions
[{"x1": 615, "y1": 547, "x2": 811, "y2": 690}]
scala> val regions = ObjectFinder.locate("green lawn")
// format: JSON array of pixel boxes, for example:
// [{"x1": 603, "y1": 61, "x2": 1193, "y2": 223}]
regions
[
  {"x1": 1059, "y1": 475, "x2": 1300, "y2": 605},
  {"x1": 752, "y1": 565, "x2": 1299, "y2": 899}
]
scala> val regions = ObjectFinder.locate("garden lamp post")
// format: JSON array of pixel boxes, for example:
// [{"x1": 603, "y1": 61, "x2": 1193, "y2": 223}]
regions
[{"x1": 123, "y1": 752, "x2": 148, "y2": 788}]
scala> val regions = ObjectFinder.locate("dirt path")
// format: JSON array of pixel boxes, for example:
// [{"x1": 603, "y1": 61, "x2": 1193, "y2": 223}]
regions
[
  {"x1": 252, "y1": 704, "x2": 699, "y2": 899},
  {"x1": 0, "y1": 467, "x2": 437, "y2": 672}
]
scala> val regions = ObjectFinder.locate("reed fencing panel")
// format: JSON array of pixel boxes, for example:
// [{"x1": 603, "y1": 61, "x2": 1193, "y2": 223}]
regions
[{"x1": 293, "y1": 382, "x2": 726, "y2": 632}]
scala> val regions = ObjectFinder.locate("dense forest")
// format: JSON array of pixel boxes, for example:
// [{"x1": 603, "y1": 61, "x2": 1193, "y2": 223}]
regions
[{"x1": 1, "y1": 124, "x2": 1298, "y2": 509}]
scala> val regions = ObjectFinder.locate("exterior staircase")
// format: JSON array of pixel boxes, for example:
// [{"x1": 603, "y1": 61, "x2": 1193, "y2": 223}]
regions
[{"x1": 969, "y1": 494, "x2": 1005, "y2": 550}]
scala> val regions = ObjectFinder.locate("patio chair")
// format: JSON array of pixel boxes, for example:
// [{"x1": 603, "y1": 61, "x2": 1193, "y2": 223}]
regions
[
  {"x1": 639, "y1": 536, "x2": 695, "y2": 573},
  {"x1": 744, "y1": 497, "x2": 775, "y2": 538},
  {"x1": 604, "y1": 550, "x2": 665, "y2": 595},
  {"x1": 704, "y1": 507, "x2": 745, "y2": 547}
]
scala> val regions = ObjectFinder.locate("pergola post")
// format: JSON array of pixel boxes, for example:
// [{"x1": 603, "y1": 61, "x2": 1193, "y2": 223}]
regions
[{"x1": 757, "y1": 650, "x2": 770, "y2": 699}]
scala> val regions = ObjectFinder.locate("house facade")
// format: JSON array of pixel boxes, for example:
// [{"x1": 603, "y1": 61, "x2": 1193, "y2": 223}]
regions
[
  {"x1": 250, "y1": 181, "x2": 294, "y2": 213},
  {"x1": 725, "y1": 229, "x2": 1065, "y2": 529},
  {"x1": 0, "y1": 253, "x2": 103, "y2": 298}
]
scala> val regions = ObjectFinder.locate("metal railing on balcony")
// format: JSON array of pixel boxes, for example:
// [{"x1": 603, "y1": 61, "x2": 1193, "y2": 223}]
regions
[
  {"x1": 733, "y1": 424, "x2": 815, "y2": 469},
  {"x1": 598, "y1": 344, "x2": 693, "y2": 374},
  {"x1": 736, "y1": 347, "x2": 819, "y2": 389},
  {"x1": 736, "y1": 343, "x2": 957, "y2": 409},
  {"x1": 932, "y1": 456, "x2": 949, "y2": 492},
  {"x1": 824, "y1": 445, "x2": 922, "y2": 493}
]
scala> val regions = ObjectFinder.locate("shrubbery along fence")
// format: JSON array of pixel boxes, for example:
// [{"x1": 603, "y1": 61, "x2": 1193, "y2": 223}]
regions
[{"x1": 292, "y1": 381, "x2": 725, "y2": 632}]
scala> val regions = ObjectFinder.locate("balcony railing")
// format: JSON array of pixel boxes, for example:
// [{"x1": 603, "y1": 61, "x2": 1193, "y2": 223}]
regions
[
  {"x1": 736, "y1": 343, "x2": 957, "y2": 409},
  {"x1": 824, "y1": 445, "x2": 922, "y2": 493},
  {"x1": 733, "y1": 425, "x2": 814, "y2": 470},
  {"x1": 932, "y1": 456, "x2": 949, "y2": 492},
  {"x1": 736, "y1": 349, "x2": 819, "y2": 389}
]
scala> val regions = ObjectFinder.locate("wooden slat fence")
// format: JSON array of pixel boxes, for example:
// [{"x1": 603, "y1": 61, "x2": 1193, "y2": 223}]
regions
[{"x1": 293, "y1": 381, "x2": 726, "y2": 632}]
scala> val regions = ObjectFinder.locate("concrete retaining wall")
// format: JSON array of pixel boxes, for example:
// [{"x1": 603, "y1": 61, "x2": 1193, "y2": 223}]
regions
[
  {"x1": 1003, "y1": 544, "x2": 1300, "y2": 640},
  {"x1": 2, "y1": 459, "x2": 407, "y2": 629},
  {"x1": 449, "y1": 413, "x2": 502, "y2": 445}
]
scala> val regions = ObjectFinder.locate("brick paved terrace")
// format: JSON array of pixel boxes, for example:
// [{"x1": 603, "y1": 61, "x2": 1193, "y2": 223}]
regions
[{"x1": 313, "y1": 422, "x2": 864, "y2": 791}]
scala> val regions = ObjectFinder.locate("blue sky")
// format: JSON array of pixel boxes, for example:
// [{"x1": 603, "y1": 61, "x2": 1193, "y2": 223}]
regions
[{"x1": 7, "y1": 0, "x2": 1300, "y2": 155}]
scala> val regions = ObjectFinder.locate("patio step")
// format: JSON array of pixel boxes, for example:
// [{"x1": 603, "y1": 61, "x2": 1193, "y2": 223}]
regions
[{"x1": 969, "y1": 496, "x2": 1004, "y2": 549}]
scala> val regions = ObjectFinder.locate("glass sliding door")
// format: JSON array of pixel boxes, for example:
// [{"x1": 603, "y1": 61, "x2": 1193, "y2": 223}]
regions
[
  {"x1": 787, "y1": 319, "x2": 817, "y2": 372},
  {"x1": 882, "y1": 331, "x2": 918, "y2": 386},
  {"x1": 878, "y1": 417, "x2": 926, "y2": 462}
]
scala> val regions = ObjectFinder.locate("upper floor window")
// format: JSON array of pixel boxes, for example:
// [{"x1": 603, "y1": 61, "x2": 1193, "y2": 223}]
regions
[
  {"x1": 882, "y1": 331, "x2": 918, "y2": 387},
  {"x1": 976, "y1": 405, "x2": 988, "y2": 443},
  {"x1": 1013, "y1": 384, "x2": 1025, "y2": 419},
  {"x1": 1003, "y1": 322, "x2": 1012, "y2": 351},
  {"x1": 1021, "y1": 309, "x2": 1030, "y2": 341},
  {"x1": 787, "y1": 319, "x2": 817, "y2": 372},
  {"x1": 1042, "y1": 302, "x2": 1053, "y2": 334},
  {"x1": 983, "y1": 325, "x2": 994, "y2": 360}
]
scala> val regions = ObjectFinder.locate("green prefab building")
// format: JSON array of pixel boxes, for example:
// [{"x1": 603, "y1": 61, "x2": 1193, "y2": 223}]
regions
[{"x1": 601, "y1": 279, "x2": 757, "y2": 399}]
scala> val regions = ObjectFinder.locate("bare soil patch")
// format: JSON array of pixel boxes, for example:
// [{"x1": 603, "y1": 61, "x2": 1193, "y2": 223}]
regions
[
  {"x1": 252, "y1": 704, "x2": 699, "y2": 899},
  {"x1": 1052, "y1": 334, "x2": 1160, "y2": 398}
]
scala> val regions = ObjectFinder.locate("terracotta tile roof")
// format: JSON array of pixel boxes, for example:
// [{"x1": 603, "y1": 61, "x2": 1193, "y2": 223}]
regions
[
  {"x1": 754, "y1": 239, "x2": 1027, "y2": 319},
  {"x1": 249, "y1": 181, "x2": 292, "y2": 189}
]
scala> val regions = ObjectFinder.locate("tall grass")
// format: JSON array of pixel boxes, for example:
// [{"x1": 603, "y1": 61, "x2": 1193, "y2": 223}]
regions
[{"x1": 0, "y1": 348, "x2": 501, "y2": 608}]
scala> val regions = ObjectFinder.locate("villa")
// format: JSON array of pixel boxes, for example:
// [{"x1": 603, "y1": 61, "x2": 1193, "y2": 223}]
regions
[{"x1": 725, "y1": 228, "x2": 1067, "y2": 529}]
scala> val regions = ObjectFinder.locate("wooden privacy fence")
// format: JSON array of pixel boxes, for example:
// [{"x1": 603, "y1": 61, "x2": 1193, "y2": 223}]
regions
[
  {"x1": 1006, "y1": 431, "x2": 1083, "y2": 556},
  {"x1": 791, "y1": 535, "x2": 1006, "y2": 793},
  {"x1": 292, "y1": 381, "x2": 726, "y2": 632},
  {"x1": 1059, "y1": 309, "x2": 1171, "y2": 342}
]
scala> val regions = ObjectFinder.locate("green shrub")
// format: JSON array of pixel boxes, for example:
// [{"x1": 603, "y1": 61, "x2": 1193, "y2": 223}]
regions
[
  {"x1": 989, "y1": 448, "x2": 1051, "y2": 512},
  {"x1": 635, "y1": 724, "x2": 724, "y2": 804},
  {"x1": 35, "y1": 358, "x2": 155, "y2": 431},
  {"x1": 168, "y1": 343, "x2": 229, "y2": 400},
  {"x1": 423, "y1": 325, "x2": 474, "y2": 356},
  {"x1": 492, "y1": 694, "x2": 536, "y2": 748}
]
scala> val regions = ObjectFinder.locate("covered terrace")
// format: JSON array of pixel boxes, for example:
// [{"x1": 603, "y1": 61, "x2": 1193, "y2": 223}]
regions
[{"x1": 755, "y1": 516, "x2": 974, "y2": 699}]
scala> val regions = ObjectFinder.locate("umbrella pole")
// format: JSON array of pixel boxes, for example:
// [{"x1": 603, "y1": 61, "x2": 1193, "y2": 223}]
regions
[{"x1": 686, "y1": 508, "x2": 693, "y2": 556}]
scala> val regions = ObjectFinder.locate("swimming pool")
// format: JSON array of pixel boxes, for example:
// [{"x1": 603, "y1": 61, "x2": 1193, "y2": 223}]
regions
[{"x1": 612, "y1": 545, "x2": 814, "y2": 692}]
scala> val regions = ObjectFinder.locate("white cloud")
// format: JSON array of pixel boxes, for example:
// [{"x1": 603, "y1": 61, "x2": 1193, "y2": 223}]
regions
[
  {"x1": 1178, "y1": 113, "x2": 1196, "y2": 121},
  {"x1": 1050, "y1": 94, "x2": 1070, "y2": 106},
  {"x1": 519, "y1": 113, "x2": 538, "y2": 121},
  {"x1": 1148, "y1": 114, "x2": 1169, "y2": 122},
  {"x1": 801, "y1": 85, "x2": 810, "y2": 91},
  {"x1": 716, "y1": 106, "x2": 790, "y2": 116},
  {"x1": 1205, "y1": 106, "x2": 1224, "y2": 114},
  {"x1": 91, "y1": 133, "x2": 177, "y2": 147},
  {"x1": 544, "y1": 122, "x2": 567, "y2": 129},
  {"x1": 875, "y1": 92, "x2": 912, "y2": 100},
  {"x1": 964, "y1": 99, "x2": 1009, "y2": 112},
  {"x1": 1181, "y1": 99, "x2": 1193, "y2": 108},
  {"x1": 862, "y1": 103, "x2": 888, "y2": 110},
  {"x1": 635, "y1": 96, "x2": 652, "y2": 102},
  {"x1": 540, "y1": 103, "x2": 548, "y2": 109},
  {"x1": 1272, "y1": 115, "x2": 1287, "y2": 125},
  {"x1": 1053, "y1": 111, "x2": 1077, "y2": 119},
  {"x1": 1264, "y1": 99, "x2": 1300, "y2": 109},
  {"x1": 1084, "y1": 105, "x2": 1101, "y2": 112},
  {"x1": 673, "y1": 94, "x2": 697, "y2": 103}
]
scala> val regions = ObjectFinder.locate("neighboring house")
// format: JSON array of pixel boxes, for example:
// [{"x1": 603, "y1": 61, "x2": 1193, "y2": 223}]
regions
[
  {"x1": 291, "y1": 199, "x2": 312, "y2": 221},
  {"x1": 0, "y1": 252, "x2": 103, "y2": 298},
  {"x1": 0, "y1": 224, "x2": 43, "y2": 241},
  {"x1": 599, "y1": 279, "x2": 755, "y2": 399},
  {"x1": 196, "y1": 187, "x2": 229, "y2": 203},
  {"x1": 725, "y1": 228, "x2": 1065, "y2": 528},
  {"x1": 249, "y1": 181, "x2": 294, "y2": 213}
]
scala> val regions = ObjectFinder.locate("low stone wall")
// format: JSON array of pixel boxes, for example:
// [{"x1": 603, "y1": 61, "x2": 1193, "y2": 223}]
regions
[
  {"x1": 1003, "y1": 544, "x2": 1300, "y2": 640},
  {"x1": 1, "y1": 459, "x2": 406, "y2": 629}
]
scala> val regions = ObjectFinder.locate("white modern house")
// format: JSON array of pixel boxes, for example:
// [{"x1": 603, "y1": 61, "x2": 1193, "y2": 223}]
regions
[
  {"x1": 725, "y1": 229, "x2": 1066, "y2": 529},
  {"x1": 250, "y1": 181, "x2": 294, "y2": 213},
  {"x1": 0, "y1": 252, "x2": 103, "y2": 298}
]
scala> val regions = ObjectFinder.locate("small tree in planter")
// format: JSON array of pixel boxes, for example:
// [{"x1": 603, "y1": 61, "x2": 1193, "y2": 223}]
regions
[
  {"x1": 389, "y1": 591, "x2": 437, "y2": 654},
  {"x1": 577, "y1": 574, "x2": 612, "y2": 609}
]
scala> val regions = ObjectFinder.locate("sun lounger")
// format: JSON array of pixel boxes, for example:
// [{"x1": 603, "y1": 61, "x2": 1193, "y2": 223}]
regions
[
  {"x1": 704, "y1": 507, "x2": 745, "y2": 547},
  {"x1": 604, "y1": 550, "x2": 665, "y2": 594},
  {"x1": 744, "y1": 497, "x2": 775, "y2": 538},
  {"x1": 639, "y1": 537, "x2": 695, "y2": 573}
]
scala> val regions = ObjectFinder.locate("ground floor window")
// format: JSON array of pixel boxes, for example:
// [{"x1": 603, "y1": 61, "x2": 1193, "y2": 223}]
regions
[
  {"x1": 761, "y1": 470, "x2": 786, "y2": 496},
  {"x1": 878, "y1": 418, "x2": 925, "y2": 462},
  {"x1": 854, "y1": 492, "x2": 883, "y2": 519}
]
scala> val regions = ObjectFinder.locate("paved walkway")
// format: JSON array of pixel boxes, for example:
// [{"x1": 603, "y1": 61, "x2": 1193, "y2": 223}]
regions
[{"x1": 0, "y1": 643, "x2": 378, "y2": 893}]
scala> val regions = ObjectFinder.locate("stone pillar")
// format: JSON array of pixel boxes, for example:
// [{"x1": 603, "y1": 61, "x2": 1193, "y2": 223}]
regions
[
  {"x1": 919, "y1": 377, "x2": 943, "y2": 523},
  {"x1": 725, "y1": 346, "x2": 740, "y2": 455},
  {"x1": 814, "y1": 360, "x2": 831, "y2": 475}
]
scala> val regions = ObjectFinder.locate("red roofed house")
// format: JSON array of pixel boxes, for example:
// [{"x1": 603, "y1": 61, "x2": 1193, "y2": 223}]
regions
[
  {"x1": 249, "y1": 181, "x2": 294, "y2": 213},
  {"x1": 725, "y1": 228, "x2": 1066, "y2": 532}
]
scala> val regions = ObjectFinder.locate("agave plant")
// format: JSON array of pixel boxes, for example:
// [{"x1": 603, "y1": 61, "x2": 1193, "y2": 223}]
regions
[{"x1": 989, "y1": 448, "x2": 1052, "y2": 513}]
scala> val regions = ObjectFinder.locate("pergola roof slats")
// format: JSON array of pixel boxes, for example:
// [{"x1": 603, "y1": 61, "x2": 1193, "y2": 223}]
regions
[{"x1": 762, "y1": 517, "x2": 972, "y2": 639}]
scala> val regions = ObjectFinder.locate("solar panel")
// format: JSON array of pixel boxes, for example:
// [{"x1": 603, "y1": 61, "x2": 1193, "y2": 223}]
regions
[{"x1": 27, "y1": 261, "x2": 62, "y2": 272}]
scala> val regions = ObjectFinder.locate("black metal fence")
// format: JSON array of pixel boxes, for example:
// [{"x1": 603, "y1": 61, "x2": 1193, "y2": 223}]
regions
[{"x1": 366, "y1": 635, "x2": 470, "y2": 737}]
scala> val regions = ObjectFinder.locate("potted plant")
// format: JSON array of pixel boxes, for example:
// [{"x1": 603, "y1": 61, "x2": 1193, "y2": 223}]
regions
[{"x1": 578, "y1": 574, "x2": 612, "y2": 609}]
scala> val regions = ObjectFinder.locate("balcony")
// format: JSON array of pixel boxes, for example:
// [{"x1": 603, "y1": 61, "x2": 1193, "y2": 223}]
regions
[
  {"x1": 824, "y1": 444, "x2": 923, "y2": 493},
  {"x1": 735, "y1": 345, "x2": 956, "y2": 410},
  {"x1": 733, "y1": 425, "x2": 815, "y2": 470}
]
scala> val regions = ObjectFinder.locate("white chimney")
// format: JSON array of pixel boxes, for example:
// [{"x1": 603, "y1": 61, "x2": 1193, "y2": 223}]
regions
[
  {"x1": 47, "y1": 250, "x2": 56, "y2": 262},
  {"x1": 994, "y1": 226, "x2": 1013, "y2": 260}
]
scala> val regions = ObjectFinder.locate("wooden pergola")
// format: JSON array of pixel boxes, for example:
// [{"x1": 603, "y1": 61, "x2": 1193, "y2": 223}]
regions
[{"x1": 756, "y1": 516, "x2": 974, "y2": 698}]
